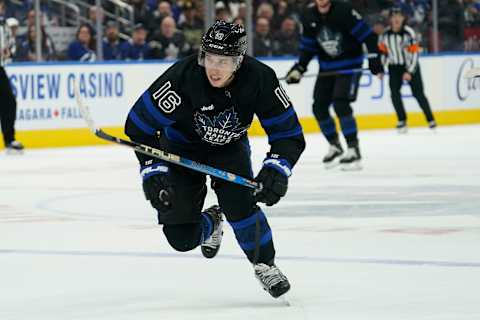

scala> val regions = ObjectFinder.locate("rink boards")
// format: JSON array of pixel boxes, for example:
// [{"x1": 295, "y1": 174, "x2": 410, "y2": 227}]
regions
[{"x1": 2, "y1": 54, "x2": 480, "y2": 149}]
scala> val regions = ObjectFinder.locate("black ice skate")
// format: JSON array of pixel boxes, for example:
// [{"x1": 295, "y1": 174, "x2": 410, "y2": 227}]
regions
[
  {"x1": 5, "y1": 141, "x2": 25, "y2": 155},
  {"x1": 340, "y1": 146, "x2": 362, "y2": 171},
  {"x1": 323, "y1": 142, "x2": 343, "y2": 169},
  {"x1": 254, "y1": 263, "x2": 291, "y2": 298},
  {"x1": 396, "y1": 121, "x2": 407, "y2": 134},
  {"x1": 201, "y1": 205, "x2": 224, "y2": 259}
]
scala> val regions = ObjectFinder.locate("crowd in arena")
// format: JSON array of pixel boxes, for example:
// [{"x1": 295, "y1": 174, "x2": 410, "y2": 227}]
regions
[{"x1": 0, "y1": 0, "x2": 479, "y2": 63}]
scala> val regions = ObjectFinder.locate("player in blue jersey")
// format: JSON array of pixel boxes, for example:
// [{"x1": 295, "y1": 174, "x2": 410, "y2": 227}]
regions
[
  {"x1": 125, "y1": 21, "x2": 305, "y2": 298},
  {"x1": 285, "y1": 0, "x2": 384, "y2": 170}
]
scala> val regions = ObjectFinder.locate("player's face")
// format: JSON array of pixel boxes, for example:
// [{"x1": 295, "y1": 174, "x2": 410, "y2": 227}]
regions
[{"x1": 204, "y1": 53, "x2": 236, "y2": 88}]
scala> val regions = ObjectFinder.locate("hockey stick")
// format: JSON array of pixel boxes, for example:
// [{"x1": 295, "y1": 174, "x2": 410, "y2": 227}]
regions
[
  {"x1": 278, "y1": 67, "x2": 369, "y2": 81},
  {"x1": 74, "y1": 88, "x2": 261, "y2": 191},
  {"x1": 464, "y1": 67, "x2": 480, "y2": 79}
]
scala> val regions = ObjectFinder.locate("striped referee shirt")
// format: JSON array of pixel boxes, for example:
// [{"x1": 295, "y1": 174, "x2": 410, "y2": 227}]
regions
[
  {"x1": 378, "y1": 25, "x2": 419, "y2": 74},
  {"x1": 0, "y1": 18, "x2": 15, "y2": 66}
]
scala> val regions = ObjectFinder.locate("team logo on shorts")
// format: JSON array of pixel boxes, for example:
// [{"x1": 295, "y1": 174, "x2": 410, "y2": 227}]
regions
[{"x1": 194, "y1": 107, "x2": 249, "y2": 145}]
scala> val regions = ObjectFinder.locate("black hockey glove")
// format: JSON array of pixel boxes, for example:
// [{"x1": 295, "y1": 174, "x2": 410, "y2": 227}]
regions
[
  {"x1": 141, "y1": 161, "x2": 173, "y2": 212},
  {"x1": 368, "y1": 57, "x2": 384, "y2": 75},
  {"x1": 254, "y1": 155, "x2": 292, "y2": 206},
  {"x1": 285, "y1": 63, "x2": 306, "y2": 84}
]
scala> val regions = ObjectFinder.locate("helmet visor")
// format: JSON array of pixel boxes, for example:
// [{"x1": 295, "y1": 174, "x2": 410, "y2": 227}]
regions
[{"x1": 198, "y1": 51, "x2": 243, "y2": 72}]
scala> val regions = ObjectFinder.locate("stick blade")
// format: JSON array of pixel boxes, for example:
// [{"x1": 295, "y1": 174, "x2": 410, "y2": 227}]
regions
[{"x1": 74, "y1": 83, "x2": 99, "y2": 133}]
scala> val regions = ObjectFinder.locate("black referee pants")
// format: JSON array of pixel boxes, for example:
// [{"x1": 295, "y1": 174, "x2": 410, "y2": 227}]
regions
[
  {"x1": 0, "y1": 66, "x2": 17, "y2": 145},
  {"x1": 388, "y1": 65, "x2": 435, "y2": 123}
]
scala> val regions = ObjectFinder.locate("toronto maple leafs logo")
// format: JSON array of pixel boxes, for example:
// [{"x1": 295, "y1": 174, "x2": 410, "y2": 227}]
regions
[
  {"x1": 194, "y1": 107, "x2": 249, "y2": 145},
  {"x1": 317, "y1": 27, "x2": 343, "y2": 57}
]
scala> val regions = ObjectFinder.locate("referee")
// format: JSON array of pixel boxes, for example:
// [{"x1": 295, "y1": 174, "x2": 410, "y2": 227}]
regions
[
  {"x1": 379, "y1": 6, "x2": 436, "y2": 133},
  {"x1": 0, "y1": 1, "x2": 23, "y2": 153}
]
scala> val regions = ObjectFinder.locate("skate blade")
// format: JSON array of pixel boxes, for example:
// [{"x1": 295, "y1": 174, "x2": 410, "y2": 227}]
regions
[
  {"x1": 5, "y1": 149, "x2": 25, "y2": 155},
  {"x1": 279, "y1": 294, "x2": 291, "y2": 306},
  {"x1": 341, "y1": 161, "x2": 362, "y2": 171},
  {"x1": 324, "y1": 158, "x2": 341, "y2": 170},
  {"x1": 397, "y1": 127, "x2": 408, "y2": 134}
]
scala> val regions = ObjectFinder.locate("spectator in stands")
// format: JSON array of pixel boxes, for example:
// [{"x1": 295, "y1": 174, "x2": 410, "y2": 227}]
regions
[
  {"x1": 438, "y1": 0, "x2": 465, "y2": 51},
  {"x1": 273, "y1": 17, "x2": 299, "y2": 56},
  {"x1": 16, "y1": 24, "x2": 56, "y2": 61},
  {"x1": 131, "y1": 0, "x2": 154, "y2": 28},
  {"x1": 256, "y1": 2, "x2": 274, "y2": 24},
  {"x1": 88, "y1": 6, "x2": 104, "y2": 30},
  {"x1": 236, "y1": 2, "x2": 247, "y2": 22},
  {"x1": 149, "y1": 16, "x2": 191, "y2": 60},
  {"x1": 253, "y1": 17, "x2": 274, "y2": 57},
  {"x1": 178, "y1": 1, "x2": 203, "y2": 53},
  {"x1": 102, "y1": 21, "x2": 123, "y2": 60},
  {"x1": 150, "y1": 1, "x2": 173, "y2": 33},
  {"x1": 67, "y1": 23, "x2": 96, "y2": 61},
  {"x1": 120, "y1": 23, "x2": 152, "y2": 60},
  {"x1": 6, "y1": 17, "x2": 18, "y2": 60},
  {"x1": 215, "y1": 1, "x2": 231, "y2": 21},
  {"x1": 272, "y1": 0, "x2": 292, "y2": 30}
]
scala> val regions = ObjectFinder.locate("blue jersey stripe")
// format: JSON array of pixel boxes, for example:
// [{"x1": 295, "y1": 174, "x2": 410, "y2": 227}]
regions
[
  {"x1": 128, "y1": 110, "x2": 156, "y2": 135},
  {"x1": 357, "y1": 28, "x2": 373, "y2": 42},
  {"x1": 351, "y1": 21, "x2": 366, "y2": 36},
  {"x1": 260, "y1": 107, "x2": 296, "y2": 127},
  {"x1": 268, "y1": 125, "x2": 303, "y2": 143},
  {"x1": 141, "y1": 91, "x2": 175, "y2": 127}
]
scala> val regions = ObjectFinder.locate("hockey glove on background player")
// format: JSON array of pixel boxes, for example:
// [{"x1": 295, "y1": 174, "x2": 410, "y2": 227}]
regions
[
  {"x1": 285, "y1": 63, "x2": 306, "y2": 84},
  {"x1": 140, "y1": 161, "x2": 173, "y2": 212},
  {"x1": 254, "y1": 155, "x2": 291, "y2": 206},
  {"x1": 368, "y1": 56, "x2": 384, "y2": 75}
]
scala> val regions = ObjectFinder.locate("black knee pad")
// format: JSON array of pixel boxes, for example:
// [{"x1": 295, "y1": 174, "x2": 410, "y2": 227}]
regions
[{"x1": 163, "y1": 223, "x2": 202, "y2": 252}]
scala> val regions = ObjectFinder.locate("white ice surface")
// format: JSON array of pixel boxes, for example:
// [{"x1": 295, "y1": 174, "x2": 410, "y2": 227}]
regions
[{"x1": 1, "y1": 125, "x2": 480, "y2": 320}]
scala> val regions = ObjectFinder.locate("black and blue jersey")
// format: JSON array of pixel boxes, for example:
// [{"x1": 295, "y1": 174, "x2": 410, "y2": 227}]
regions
[
  {"x1": 125, "y1": 54, "x2": 305, "y2": 168},
  {"x1": 298, "y1": 1, "x2": 380, "y2": 71}
]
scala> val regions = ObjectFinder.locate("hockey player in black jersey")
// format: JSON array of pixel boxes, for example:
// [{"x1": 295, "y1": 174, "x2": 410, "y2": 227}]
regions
[
  {"x1": 125, "y1": 21, "x2": 305, "y2": 299},
  {"x1": 285, "y1": 0, "x2": 384, "y2": 170}
]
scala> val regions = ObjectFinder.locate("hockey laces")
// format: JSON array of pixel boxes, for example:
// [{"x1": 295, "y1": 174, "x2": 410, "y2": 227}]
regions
[{"x1": 255, "y1": 264, "x2": 287, "y2": 288}]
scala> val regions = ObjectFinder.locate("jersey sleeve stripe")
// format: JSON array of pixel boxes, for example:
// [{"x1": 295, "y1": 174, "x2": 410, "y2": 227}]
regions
[
  {"x1": 268, "y1": 125, "x2": 303, "y2": 143},
  {"x1": 260, "y1": 107, "x2": 296, "y2": 127},
  {"x1": 356, "y1": 27, "x2": 373, "y2": 42},
  {"x1": 141, "y1": 91, "x2": 175, "y2": 127},
  {"x1": 350, "y1": 20, "x2": 366, "y2": 35},
  {"x1": 127, "y1": 110, "x2": 156, "y2": 135}
]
